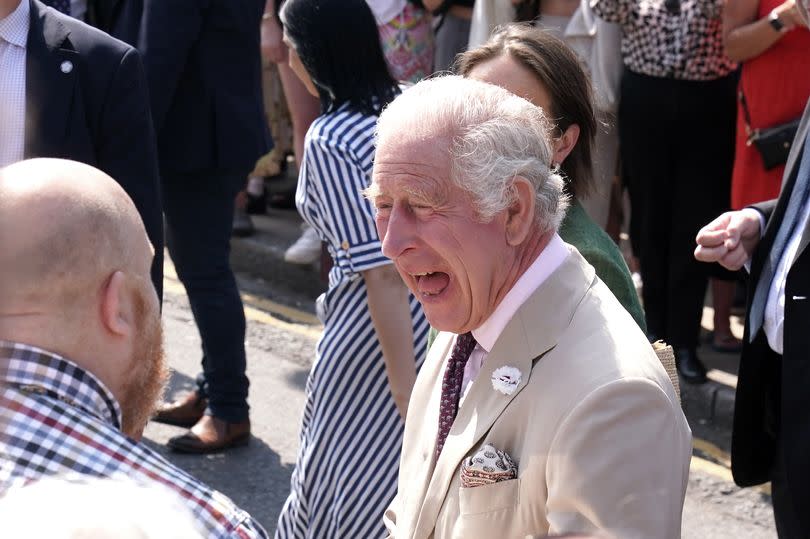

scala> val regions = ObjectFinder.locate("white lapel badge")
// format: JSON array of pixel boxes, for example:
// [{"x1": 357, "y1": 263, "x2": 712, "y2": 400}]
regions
[
  {"x1": 60, "y1": 60, "x2": 73, "y2": 74},
  {"x1": 491, "y1": 366, "x2": 522, "y2": 396}
]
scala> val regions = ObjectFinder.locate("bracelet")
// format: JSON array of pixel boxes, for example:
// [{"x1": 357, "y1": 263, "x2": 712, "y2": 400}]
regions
[
  {"x1": 262, "y1": 12, "x2": 276, "y2": 21},
  {"x1": 767, "y1": 9, "x2": 785, "y2": 32}
]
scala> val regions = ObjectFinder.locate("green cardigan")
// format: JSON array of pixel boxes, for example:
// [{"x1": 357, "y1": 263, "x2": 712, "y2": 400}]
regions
[
  {"x1": 425, "y1": 200, "x2": 646, "y2": 349},
  {"x1": 559, "y1": 200, "x2": 646, "y2": 331}
]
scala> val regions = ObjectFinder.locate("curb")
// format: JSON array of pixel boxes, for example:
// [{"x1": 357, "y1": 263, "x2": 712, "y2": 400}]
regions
[
  {"x1": 680, "y1": 375, "x2": 736, "y2": 429},
  {"x1": 230, "y1": 210, "x2": 325, "y2": 307}
]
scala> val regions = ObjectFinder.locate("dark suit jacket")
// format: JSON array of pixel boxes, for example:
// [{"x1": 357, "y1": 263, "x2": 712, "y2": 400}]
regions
[
  {"x1": 85, "y1": 0, "x2": 142, "y2": 46},
  {"x1": 124, "y1": 0, "x2": 270, "y2": 177},
  {"x1": 24, "y1": 0, "x2": 163, "y2": 299},
  {"x1": 733, "y1": 99, "x2": 810, "y2": 528}
]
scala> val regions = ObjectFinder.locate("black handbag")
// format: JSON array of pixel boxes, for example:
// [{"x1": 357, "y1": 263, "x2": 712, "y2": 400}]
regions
[{"x1": 740, "y1": 90, "x2": 801, "y2": 171}]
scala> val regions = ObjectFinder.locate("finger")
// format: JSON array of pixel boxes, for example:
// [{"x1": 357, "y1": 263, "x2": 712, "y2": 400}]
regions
[
  {"x1": 694, "y1": 244, "x2": 728, "y2": 262},
  {"x1": 696, "y1": 227, "x2": 728, "y2": 247},
  {"x1": 719, "y1": 248, "x2": 748, "y2": 271}
]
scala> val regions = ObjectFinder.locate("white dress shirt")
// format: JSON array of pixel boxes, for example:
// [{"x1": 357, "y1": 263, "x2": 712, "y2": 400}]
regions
[
  {"x1": 0, "y1": 0, "x2": 29, "y2": 169},
  {"x1": 743, "y1": 201, "x2": 810, "y2": 355},
  {"x1": 457, "y1": 234, "x2": 570, "y2": 401}
]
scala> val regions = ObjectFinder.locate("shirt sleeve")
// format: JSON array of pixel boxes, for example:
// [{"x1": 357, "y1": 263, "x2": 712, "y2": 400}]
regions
[
  {"x1": 590, "y1": 0, "x2": 633, "y2": 26},
  {"x1": 305, "y1": 134, "x2": 392, "y2": 276},
  {"x1": 740, "y1": 207, "x2": 766, "y2": 273}
]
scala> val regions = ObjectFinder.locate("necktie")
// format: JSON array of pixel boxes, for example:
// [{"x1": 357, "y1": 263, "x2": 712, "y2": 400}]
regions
[
  {"x1": 435, "y1": 332, "x2": 477, "y2": 460},
  {"x1": 43, "y1": 0, "x2": 71, "y2": 16},
  {"x1": 748, "y1": 129, "x2": 810, "y2": 340}
]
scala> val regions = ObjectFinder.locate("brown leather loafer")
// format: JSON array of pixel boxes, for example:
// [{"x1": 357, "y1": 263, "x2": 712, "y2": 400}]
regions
[
  {"x1": 167, "y1": 415, "x2": 251, "y2": 454},
  {"x1": 152, "y1": 392, "x2": 207, "y2": 428}
]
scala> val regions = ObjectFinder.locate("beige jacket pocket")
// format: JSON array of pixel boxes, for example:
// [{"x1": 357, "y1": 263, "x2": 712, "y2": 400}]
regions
[{"x1": 458, "y1": 478, "x2": 521, "y2": 515}]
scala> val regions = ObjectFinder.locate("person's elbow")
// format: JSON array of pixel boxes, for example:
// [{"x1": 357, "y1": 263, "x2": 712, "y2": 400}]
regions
[{"x1": 723, "y1": 33, "x2": 751, "y2": 63}]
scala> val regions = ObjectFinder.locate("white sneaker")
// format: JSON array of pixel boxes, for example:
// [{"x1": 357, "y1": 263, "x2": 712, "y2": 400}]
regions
[
  {"x1": 284, "y1": 225, "x2": 321, "y2": 265},
  {"x1": 632, "y1": 272, "x2": 643, "y2": 297}
]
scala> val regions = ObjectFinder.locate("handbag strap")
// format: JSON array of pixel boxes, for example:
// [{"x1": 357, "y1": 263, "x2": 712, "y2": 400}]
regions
[{"x1": 738, "y1": 90, "x2": 754, "y2": 137}]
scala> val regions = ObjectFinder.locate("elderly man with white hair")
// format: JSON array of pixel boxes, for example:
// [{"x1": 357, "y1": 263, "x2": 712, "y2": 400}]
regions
[{"x1": 369, "y1": 76, "x2": 691, "y2": 539}]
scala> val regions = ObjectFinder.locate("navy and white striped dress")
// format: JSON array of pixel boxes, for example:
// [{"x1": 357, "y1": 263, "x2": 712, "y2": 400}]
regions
[{"x1": 276, "y1": 103, "x2": 429, "y2": 539}]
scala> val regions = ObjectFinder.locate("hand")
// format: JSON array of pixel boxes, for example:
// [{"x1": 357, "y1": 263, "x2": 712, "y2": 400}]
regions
[
  {"x1": 773, "y1": 0, "x2": 806, "y2": 30},
  {"x1": 261, "y1": 16, "x2": 286, "y2": 64},
  {"x1": 694, "y1": 210, "x2": 762, "y2": 271}
]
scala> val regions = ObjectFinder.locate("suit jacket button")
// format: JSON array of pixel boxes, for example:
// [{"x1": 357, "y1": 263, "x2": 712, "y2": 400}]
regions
[{"x1": 60, "y1": 60, "x2": 73, "y2": 74}]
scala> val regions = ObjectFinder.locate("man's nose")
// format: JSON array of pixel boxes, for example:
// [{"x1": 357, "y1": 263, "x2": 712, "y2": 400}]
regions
[{"x1": 380, "y1": 206, "x2": 415, "y2": 260}]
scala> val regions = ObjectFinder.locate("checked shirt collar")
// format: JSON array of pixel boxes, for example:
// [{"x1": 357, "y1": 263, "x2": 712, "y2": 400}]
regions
[
  {"x1": 0, "y1": 0, "x2": 29, "y2": 49},
  {"x1": 0, "y1": 339, "x2": 269, "y2": 538},
  {"x1": 0, "y1": 340, "x2": 122, "y2": 430}
]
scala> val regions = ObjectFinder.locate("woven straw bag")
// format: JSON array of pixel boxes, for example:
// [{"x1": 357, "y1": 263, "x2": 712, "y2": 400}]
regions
[{"x1": 652, "y1": 340, "x2": 681, "y2": 404}]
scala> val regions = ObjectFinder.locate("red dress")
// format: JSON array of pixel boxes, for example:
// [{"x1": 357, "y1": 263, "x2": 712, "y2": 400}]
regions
[{"x1": 731, "y1": 3, "x2": 810, "y2": 209}]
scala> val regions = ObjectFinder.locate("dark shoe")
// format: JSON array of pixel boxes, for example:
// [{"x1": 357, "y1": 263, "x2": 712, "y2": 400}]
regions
[
  {"x1": 167, "y1": 415, "x2": 251, "y2": 454},
  {"x1": 245, "y1": 190, "x2": 267, "y2": 215},
  {"x1": 268, "y1": 188, "x2": 296, "y2": 209},
  {"x1": 707, "y1": 331, "x2": 743, "y2": 354},
  {"x1": 232, "y1": 208, "x2": 255, "y2": 237},
  {"x1": 674, "y1": 347, "x2": 708, "y2": 384},
  {"x1": 152, "y1": 392, "x2": 207, "y2": 428}
]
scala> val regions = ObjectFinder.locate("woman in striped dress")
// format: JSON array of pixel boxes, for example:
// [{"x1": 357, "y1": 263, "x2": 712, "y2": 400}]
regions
[{"x1": 275, "y1": 1, "x2": 429, "y2": 537}]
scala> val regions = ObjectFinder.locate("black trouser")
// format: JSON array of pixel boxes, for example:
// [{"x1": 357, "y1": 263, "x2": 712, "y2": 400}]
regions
[
  {"x1": 162, "y1": 170, "x2": 250, "y2": 422},
  {"x1": 772, "y1": 438, "x2": 805, "y2": 537},
  {"x1": 619, "y1": 70, "x2": 737, "y2": 348}
]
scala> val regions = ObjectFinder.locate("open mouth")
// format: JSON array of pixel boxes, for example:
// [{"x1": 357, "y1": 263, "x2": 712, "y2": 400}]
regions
[{"x1": 411, "y1": 271, "x2": 450, "y2": 297}]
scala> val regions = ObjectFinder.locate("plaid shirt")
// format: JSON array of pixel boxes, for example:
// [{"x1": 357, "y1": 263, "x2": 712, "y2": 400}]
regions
[{"x1": 0, "y1": 341, "x2": 268, "y2": 539}]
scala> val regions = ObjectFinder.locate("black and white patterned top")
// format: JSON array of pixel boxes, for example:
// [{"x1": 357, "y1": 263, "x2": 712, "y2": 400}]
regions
[{"x1": 592, "y1": 0, "x2": 737, "y2": 80}]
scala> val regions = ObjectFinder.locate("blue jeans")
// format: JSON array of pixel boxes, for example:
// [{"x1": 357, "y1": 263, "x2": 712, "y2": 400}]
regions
[{"x1": 162, "y1": 171, "x2": 249, "y2": 422}]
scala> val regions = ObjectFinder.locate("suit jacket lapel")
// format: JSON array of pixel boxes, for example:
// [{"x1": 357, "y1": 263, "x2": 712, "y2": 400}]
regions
[
  {"x1": 24, "y1": 0, "x2": 79, "y2": 159},
  {"x1": 792, "y1": 115, "x2": 810, "y2": 260},
  {"x1": 753, "y1": 102, "x2": 810, "y2": 275},
  {"x1": 412, "y1": 249, "x2": 596, "y2": 538}
]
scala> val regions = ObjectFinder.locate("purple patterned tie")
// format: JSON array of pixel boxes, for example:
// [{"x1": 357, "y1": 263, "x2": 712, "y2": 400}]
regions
[
  {"x1": 43, "y1": 0, "x2": 71, "y2": 15},
  {"x1": 435, "y1": 332, "x2": 477, "y2": 460}
]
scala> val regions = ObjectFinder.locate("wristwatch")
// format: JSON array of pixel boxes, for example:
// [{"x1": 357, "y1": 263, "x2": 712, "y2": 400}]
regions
[{"x1": 768, "y1": 9, "x2": 785, "y2": 32}]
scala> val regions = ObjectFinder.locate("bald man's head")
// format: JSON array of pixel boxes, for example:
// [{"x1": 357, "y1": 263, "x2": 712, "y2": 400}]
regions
[
  {"x1": 0, "y1": 159, "x2": 153, "y2": 312},
  {"x1": 0, "y1": 160, "x2": 165, "y2": 437}
]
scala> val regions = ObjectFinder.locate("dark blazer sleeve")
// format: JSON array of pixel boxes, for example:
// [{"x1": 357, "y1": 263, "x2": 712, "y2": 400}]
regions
[
  {"x1": 749, "y1": 199, "x2": 778, "y2": 222},
  {"x1": 98, "y1": 47, "x2": 164, "y2": 300},
  {"x1": 138, "y1": 0, "x2": 205, "y2": 132}
]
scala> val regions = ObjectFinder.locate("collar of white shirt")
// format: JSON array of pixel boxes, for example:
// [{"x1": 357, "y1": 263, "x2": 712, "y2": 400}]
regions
[
  {"x1": 0, "y1": 0, "x2": 30, "y2": 48},
  {"x1": 472, "y1": 233, "x2": 570, "y2": 352},
  {"x1": 458, "y1": 234, "x2": 569, "y2": 400}
]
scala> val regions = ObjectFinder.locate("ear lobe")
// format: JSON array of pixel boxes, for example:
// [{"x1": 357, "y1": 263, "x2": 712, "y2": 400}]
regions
[
  {"x1": 505, "y1": 177, "x2": 535, "y2": 246},
  {"x1": 101, "y1": 271, "x2": 134, "y2": 338},
  {"x1": 552, "y1": 124, "x2": 581, "y2": 167}
]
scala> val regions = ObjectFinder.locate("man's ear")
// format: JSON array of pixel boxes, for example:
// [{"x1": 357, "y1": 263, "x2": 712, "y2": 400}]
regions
[
  {"x1": 552, "y1": 124, "x2": 581, "y2": 167},
  {"x1": 505, "y1": 177, "x2": 535, "y2": 246},
  {"x1": 100, "y1": 271, "x2": 134, "y2": 338}
]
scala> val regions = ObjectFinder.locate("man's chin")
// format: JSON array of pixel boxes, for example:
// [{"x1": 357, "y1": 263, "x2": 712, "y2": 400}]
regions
[{"x1": 424, "y1": 310, "x2": 467, "y2": 335}]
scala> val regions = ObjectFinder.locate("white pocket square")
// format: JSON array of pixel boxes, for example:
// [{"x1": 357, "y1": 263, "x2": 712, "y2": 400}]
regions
[{"x1": 460, "y1": 443, "x2": 518, "y2": 488}]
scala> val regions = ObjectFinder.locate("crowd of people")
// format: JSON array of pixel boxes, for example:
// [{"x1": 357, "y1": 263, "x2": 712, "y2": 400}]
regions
[{"x1": 1, "y1": 0, "x2": 810, "y2": 537}]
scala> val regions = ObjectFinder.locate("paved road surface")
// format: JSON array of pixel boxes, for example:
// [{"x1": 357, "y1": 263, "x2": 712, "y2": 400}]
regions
[{"x1": 142, "y1": 273, "x2": 777, "y2": 538}]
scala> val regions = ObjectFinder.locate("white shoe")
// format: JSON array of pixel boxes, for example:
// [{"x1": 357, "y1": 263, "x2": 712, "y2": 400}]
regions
[
  {"x1": 284, "y1": 225, "x2": 321, "y2": 265},
  {"x1": 632, "y1": 272, "x2": 643, "y2": 297}
]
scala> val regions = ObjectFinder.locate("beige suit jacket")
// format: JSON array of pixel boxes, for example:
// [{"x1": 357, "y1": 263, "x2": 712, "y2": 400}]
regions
[{"x1": 385, "y1": 249, "x2": 691, "y2": 539}]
